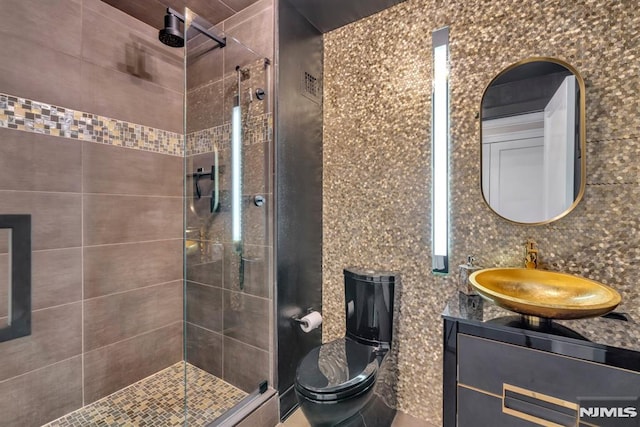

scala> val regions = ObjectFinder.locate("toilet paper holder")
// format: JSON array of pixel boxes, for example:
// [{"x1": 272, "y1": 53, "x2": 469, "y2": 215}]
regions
[{"x1": 291, "y1": 307, "x2": 317, "y2": 324}]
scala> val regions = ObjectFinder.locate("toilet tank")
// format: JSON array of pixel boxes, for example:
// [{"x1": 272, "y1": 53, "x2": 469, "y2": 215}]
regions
[{"x1": 344, "y1": 268, "x2": 397, "y2": 348}]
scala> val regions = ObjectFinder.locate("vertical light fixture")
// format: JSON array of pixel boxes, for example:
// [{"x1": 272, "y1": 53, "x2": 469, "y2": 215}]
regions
[
  {"x1": 432, "y1": 27, "x2": 450, "y2": 274},
  {"x1": 231, "y1": 73, "x2": 243, "y2": 251}
]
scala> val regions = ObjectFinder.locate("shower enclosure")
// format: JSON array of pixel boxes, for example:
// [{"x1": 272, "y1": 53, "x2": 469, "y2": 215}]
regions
[
  {"x1": 0, "y1": 1, "x2": 273, "y2": 425},
  {"x1": 183, "y1": 7, "x2": 276, "y2": 424}
]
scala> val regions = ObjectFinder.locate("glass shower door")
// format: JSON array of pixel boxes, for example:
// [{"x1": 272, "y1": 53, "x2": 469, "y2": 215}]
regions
[{"x1": 183, "y1": 9, "x2": 274, "y2": 425}]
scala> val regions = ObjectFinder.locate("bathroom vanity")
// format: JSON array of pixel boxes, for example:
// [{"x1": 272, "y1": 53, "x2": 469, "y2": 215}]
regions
[{"x1": 443, "y1": 294, "x2": 640, "y2": 426}]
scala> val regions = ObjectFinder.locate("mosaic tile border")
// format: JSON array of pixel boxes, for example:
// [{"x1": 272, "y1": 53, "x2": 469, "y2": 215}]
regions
[
  {"x1": 186, "y1": 113, "x2": 272, "y2": 156},
  {"x1": 0, "y1": 93, "x2": 184, "y2": 156}
]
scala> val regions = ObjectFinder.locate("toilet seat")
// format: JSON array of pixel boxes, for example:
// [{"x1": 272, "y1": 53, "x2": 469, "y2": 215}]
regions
[{"x1": 295, "y1": 338, "x2": 378, "y2": 402}]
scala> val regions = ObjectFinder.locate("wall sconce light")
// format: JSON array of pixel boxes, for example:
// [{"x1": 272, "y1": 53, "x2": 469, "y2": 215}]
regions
[{"x1": 432, "y1": 26, "x2": 450, "y2": 274}]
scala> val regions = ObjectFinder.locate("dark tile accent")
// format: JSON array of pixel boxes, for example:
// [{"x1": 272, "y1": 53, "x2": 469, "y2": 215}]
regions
[
  {"x1": 0, "y1": 34, "x2": 83, "y2": 112},
  {"x1": 81, "y1": 8, "x2": 183, "y2": 93},
  {"x1": 0, "y1": 356, "x2": 82, "y2": 427},
  {"x1": 223, "y1": 290, "x2": 269, "y2": 350},
  {"x1": 0, "y1": 128, "x2": 82, "y2": 193},
  {"x1": 80, "y1": 61, "x2": 182, "y2": 134},
  {"x1": 186, "y1": 242, "x2": 224, "y2": 286},
  {"x1": 83, "y1": 239, "x2": 183, "y2": 298},
  {"x1": 236, "y1": 393, "x2": 279, "y2": 427},
  {"x1": 187, "y1": 79, "x2": 225, "y2": 132},
  {"x1": 0, "y1": 302, "x2": 82, "y2": 382},
  {"x1": 82, "y1": 141, "x2": 182, "y2": 197},
  {"x1": 186, "y1": 281, "x2": 223, "y2": 332},
  {"x1": 223, "y1": 336, "x2": 269, "y2": 392},
  {"x1": 185, "y1": 322, "x2": 223, "y2": 377},
  {"x1": 83, "y1": 194, "x2": 182, "y2": 245},
  {"x1": 84, "y1": 281, "x2": 182, "y2": 351},
  {"x1": 225, "y1": 243, "x2": 270, "y2": 298},
  {"x1": 84, "y1": 321, "x2": 183, "y2": 404},
  {"x1": 33, "y1": 248, "x2": 83, "y2": 310},
  {"x1": 0, "y1": 191, "x2": 81, "y2": 251}
]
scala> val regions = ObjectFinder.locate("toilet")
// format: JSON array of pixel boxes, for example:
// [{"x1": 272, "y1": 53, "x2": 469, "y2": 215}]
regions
[{"x1": 295, "y1": 268, "x2": 398, "y2": 427}]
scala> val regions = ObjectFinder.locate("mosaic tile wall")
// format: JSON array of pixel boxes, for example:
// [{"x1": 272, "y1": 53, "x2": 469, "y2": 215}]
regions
[
  {"x1": 322, "y1": 0, "x2": 640, "y2": 424},
  {"x1": 0, "y1": 93, "x2": 183, "y2": 156}
]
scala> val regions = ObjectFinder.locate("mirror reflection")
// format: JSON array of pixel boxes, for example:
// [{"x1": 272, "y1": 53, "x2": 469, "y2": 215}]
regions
[{"x1": 481, "y1": 58, "x2": 585, "y2": 224}]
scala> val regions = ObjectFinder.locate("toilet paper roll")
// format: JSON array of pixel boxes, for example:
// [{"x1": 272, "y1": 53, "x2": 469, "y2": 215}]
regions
[{"x1": 299, "y1": 311, "x2": 323, "y2": 333}]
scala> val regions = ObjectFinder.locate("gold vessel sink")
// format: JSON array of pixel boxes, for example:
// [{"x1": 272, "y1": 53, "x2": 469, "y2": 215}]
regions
[{"x1": 468, "y1": 268, "x2": 621, "y2": 320}]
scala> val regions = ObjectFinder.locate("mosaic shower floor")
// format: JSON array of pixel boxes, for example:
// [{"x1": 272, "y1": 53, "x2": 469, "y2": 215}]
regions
[{"x1": 44, "y1": 362, "x2": 247, "y2": 427}]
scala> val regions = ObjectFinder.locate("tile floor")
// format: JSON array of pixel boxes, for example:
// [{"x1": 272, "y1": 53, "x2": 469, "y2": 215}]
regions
[
  {"x1": 44, "y1": 362, "x2": 246, "y2": 427},
  {"x1": 279, "y1": 408, "x2": 436, "y2": 427}
]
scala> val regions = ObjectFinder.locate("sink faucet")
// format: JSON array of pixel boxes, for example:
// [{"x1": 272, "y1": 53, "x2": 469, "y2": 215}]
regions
[{"x1": 524, "y1": 240, "x2": 538, "y2": 269}]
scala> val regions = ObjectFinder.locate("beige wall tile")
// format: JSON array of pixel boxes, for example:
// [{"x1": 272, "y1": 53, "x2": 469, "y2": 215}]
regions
[
  {"x1": 0, "y1": 356, "x2": 82, "y2": 427},
  {"x1": 33, "y1": 248, "x2": 83, "y2": 310},
  {"x1": 80, "y1": 61, "x2": 183, "y2": 133},
  {"x1": 82, "y1": 142, "x2": 182, "y2": 197},
  {"x1": 84, "y1": 280, "x2": 182, "y2": 351},
  {"x1": 223, "y1": 336, "x2": 269, "y2": 392},
  {"x1": 185, "y1": 322, "x2": 223, "y2": 376},
  {"x1": 0, "y1": 0, "x2": 82, "y2": 58},
  {"x1": 186, "y1": 281, "x2": 223, "y2": 332},
  {"x1": 0, "y1": 191, "x2": 82, "y2": 251},
  {"x1": 0, "y1": 303, "x2": 82, "y2": 382},
  {"x1": 0, "y1": 128, "x2": 82, "y2": 193},
  {"x1": 83, "y1": 321, "x2": 183, "y2": 403},
  {"x1": 0, "y1": 34, "x2": 82, "y2": 110},
  {"x1": 83, "y1": 239, "x2": 183, "y2": 298},
  {"x1": 82, "y1": 8, "x2": 183, "y2": 93},
  {"x1": 83, "y1": 194, "x2": 182, "y2": 245}
]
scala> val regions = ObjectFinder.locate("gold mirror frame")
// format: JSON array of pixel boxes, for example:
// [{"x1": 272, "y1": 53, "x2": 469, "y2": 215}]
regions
[{"x1": 479, "y1": 57, "x2": 586, "y2": 226}]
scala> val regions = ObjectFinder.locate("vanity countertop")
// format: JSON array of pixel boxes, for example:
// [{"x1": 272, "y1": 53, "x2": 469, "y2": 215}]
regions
[{"x1": 443, "y1": 292, "x2": 640, "y2": 367}]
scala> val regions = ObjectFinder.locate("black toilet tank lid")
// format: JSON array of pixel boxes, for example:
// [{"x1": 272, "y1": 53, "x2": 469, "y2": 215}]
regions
[
  {"x1": 344, "y1": 267, "x2": 397, "y2": 282},
  {"x1": 296, "y1": 338, "x2": 378, "y2": 397}
]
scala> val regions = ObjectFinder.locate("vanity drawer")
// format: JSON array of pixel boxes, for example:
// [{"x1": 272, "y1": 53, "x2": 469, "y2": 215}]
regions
[
  {"x1": 457, "y1": 385, "x2": 533, "y2": 427},
  {"x1": 458, "y1": 334, "x2": 640, "y2": 402}
]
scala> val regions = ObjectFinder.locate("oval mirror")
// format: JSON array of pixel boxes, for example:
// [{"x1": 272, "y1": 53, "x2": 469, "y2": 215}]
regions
[{"x1": 480, "y1": 57, "x2": 586, "y2": 225}]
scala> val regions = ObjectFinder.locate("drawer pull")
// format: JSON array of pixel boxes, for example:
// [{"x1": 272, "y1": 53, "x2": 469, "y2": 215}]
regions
[{"x1": 502, "y1": 384, "x2": 579, "y2": 427}]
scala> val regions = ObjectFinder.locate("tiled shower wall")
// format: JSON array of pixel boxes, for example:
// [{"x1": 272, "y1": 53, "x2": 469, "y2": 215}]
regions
[
  {"x1": 322, "y1": 0, "x2": 639, "y2": 424},
  {"x1": 184, "y1": 0, "x2": 275, "y2": 393},
  {"x1": 0, "y1": 0, "x2": 183, "y2": 425}
]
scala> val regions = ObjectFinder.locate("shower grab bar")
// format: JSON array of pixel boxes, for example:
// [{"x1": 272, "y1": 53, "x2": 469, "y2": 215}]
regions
[{"x1": 189, "y1": 147, "x2": 219, "y2": 213}]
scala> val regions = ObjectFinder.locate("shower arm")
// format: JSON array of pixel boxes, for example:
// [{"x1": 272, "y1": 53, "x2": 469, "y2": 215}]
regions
[{"x1": 166, "y1": 7, "x2": 226, "y2": 48}]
